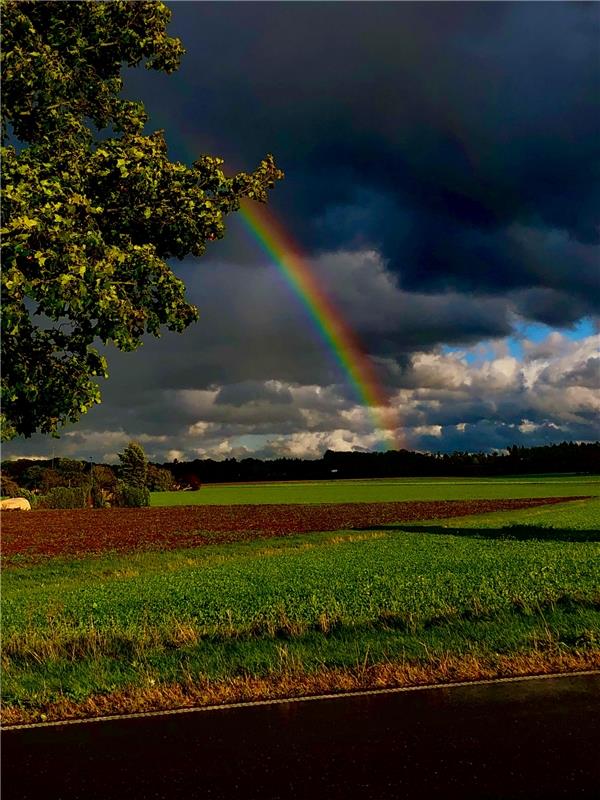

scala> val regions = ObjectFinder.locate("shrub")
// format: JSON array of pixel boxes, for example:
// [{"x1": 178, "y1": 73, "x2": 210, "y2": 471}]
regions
[
  {"x1": 181, "y1": 474, "x2": 202, "y2": 491},
  {"x1": 116, "y1": 482, "x2": 150, "y2": 508},
  {"x1": 39, "y1": 486, "x2": 90, "y2": 509},
  {"x1": 8, "y1": 487, "x2": 39, "y2": 508},
  {"x1": 22, "y1": 488, "x2": 37, "y2": 505},
  {"x1": 90, "y1": 483, "x2": 105, "y2": 509}
]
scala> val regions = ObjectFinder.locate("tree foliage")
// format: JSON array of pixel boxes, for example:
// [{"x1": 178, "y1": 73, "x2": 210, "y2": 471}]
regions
[
  {"x1": 146, "y1": 463, "x2": 174, "y2": 492},
  {"x1": 116, "y1": 482, "x2": 150, "y2": 508},
  {"x1": 55, "y1": 457, "x2": 90, "y2": 487},
  {"x1": 91, "y1": 464, "x2": 117, "y2": 490},
  {"x1": 1, "y1": 0, "x2": 283, "y2": 440},
  {"x1": 0, "y1": 473, "x2": 21, "y2": 498},
  {"x1": 118, "y1": 440, "x2": 148, "y2": 488}
]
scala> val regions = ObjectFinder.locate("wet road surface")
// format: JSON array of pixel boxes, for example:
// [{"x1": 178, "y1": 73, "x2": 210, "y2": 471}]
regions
[{"x1": 2, "y1": 673, "x2": 599, "y2": 799}]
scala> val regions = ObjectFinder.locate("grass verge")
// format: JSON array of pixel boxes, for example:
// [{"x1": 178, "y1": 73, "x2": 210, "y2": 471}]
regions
[{"x1": 3, "y1": 645, "x2": 599, "y2": 727}]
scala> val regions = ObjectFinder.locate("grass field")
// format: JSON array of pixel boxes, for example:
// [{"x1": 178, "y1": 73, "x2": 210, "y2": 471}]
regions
[
  {"x1": 401, "y1": 495, "x2": 600, "y2": 536},
  {"x1": 151, "y1": 475, "x2": 600, "y2": 506},
  {"x1": 2, "y1": 486, "x2": 599, "y2": 725}
]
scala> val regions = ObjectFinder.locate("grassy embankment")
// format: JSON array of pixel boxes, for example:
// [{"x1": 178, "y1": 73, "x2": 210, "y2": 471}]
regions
[
  {"x1": 150, "y1": 475, "x2": 600, "y2": 506},
  {"x1": 2, "y1": 480, "x2": 599, "y2": 725}
]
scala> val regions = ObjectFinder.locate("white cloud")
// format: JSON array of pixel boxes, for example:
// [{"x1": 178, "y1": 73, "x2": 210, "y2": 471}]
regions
[
  {"x1": 166, "y1": 449, "x2": 185, "y2": 462},
  {"x1": 412, "y1": 425, "x2": 443, "y2": 438},
  {"x1": 264, "y1": 429, "x2": 383, "y2": 459},
  {"x1": 187, "y1": 421, "x2": 215, "y2": 437}
]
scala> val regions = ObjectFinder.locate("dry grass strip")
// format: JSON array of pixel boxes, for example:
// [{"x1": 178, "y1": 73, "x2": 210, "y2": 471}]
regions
[{"x1": 3, "y1": 650, "x2": 599, "y2": 727}]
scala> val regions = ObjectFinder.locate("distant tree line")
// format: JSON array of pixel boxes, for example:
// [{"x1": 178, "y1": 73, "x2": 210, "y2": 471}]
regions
[
  {"x1": 2, "y1": 442, "x2": 598, "y2": 496},
  {"x1": 165, "y1": 441, "x2": 599, "y2": 485}
]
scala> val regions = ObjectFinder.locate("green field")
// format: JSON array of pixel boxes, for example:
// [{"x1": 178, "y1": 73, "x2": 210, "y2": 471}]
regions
[
  {"x1": 151, "y1": 475, "x2": 600, "y2": 506},
  {"x1": 3, "y1": 490, "x2": 599, "y2": 723}
]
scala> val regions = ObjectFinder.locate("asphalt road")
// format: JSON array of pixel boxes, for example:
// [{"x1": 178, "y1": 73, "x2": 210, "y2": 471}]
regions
[{"x1": 2, "y1": 673, "x2": 599, "y2": 799}]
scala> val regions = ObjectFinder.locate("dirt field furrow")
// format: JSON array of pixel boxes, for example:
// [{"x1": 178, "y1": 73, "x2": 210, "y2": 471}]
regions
[{"x1": 0, "y1": 497, "x2": 585, "y2": 562}]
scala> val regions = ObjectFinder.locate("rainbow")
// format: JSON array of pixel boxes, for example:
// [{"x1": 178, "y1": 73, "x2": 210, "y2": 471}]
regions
[
  {"x1": 238, "y1": 201, "x2": 403, "y2": 451},
  {"x1": 167, "y1": 122, "x2": 402, "y2": 449}
]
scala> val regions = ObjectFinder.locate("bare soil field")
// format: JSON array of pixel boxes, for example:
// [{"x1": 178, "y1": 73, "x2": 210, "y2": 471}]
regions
[{"x1": 0, "y1": 497, "x2": 583, "y2": 561}]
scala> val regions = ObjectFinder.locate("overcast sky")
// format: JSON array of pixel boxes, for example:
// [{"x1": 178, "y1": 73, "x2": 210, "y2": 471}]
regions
[{"x1": 6, "y1": 1, "x2": 599, "y2": 463}]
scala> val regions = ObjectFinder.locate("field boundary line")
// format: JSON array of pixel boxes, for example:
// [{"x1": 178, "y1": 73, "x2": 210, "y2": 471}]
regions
[{"x1": 3, "y1": 669, "x2": 599, "y2": 732}]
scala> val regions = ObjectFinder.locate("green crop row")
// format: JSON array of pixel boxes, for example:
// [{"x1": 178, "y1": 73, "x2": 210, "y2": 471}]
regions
[{"x1": 4, "y1": 525, "x2": 600, "y2": 647}]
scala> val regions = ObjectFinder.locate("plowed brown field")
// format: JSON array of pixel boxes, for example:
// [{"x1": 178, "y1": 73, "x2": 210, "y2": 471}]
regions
[{"x1": 0, "y1": 497, "x2": 582, "y2": 562}]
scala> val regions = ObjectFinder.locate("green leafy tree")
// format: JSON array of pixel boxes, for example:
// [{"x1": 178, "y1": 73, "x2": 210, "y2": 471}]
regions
[
  {"x1": 1, "y1": 0, "x2": 283, "y2": 440},
  {"x1": 118, "y1": 441, "x2": 148, "y2": 488},
  {"x1": 90, "y1": 463, "x2": 117, "y2": 508},
  {"x1": 21, "y1": 464, "x2": 45, "y2": 490},
  {"x1": 55, "y1": 457, "x2": 90, "y2": 488},
  {"x1": 146, "y1": 463, "x2": 174, "y2": 492},
  {"x1": 91, "y1": 464, "x2": 117, "y2": 491},
  {"x1": 38, "y1": 467, "x2": 62, "y2": 493},
  {"x1": 21, "y1": 465, "x2": 62, "y2": 493}
]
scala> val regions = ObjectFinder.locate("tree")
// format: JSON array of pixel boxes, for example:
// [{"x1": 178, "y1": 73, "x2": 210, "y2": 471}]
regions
[
  {"x1": 146, "y1": 463, "x2": 174, "y2": 492},
  {"x1": 91, "y1": 464, "x2": 117, "y2": 491},
  {"x1": 1, "y1": 0, "x2": 283, "y2": 440},
  {"x1": 118, "y1": 441, "x2": 148, "y2": 488},
  {"x1": 23, "y1": 465, "x2": 62, "y2": 493},
  {"x1": 54, "y1": 457, "x2": 89, "y2": 487},
  {"x1": 21, "y1": 464, "x2": 46, "y2": 491},
  {"x1": 0, "y1": 473, "x2": 21, "y2": 498},
  {"x1": 38, "y1": 467, "x2": 63, "y2": 493}
]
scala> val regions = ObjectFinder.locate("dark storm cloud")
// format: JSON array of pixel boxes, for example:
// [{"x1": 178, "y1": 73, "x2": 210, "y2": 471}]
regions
[
  {"x1": 96, "y1": 259, "x2": 345, "y2": 393},
  {"x1": 124, "y1": 1, "x2": 599, "y2": 318},
  {"x1": 90, "y1": 250, "x2": 519, "y2": 411},
  {"x1": 4, "y1": 3, "x2": 599, "y2": 462},
  {"x1": 513, "y1": 288, "x2": 596, "y2": 328},
  {"x1": 215, "y1": 381, "x2": 293, "y2": 407}
]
